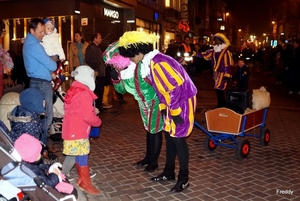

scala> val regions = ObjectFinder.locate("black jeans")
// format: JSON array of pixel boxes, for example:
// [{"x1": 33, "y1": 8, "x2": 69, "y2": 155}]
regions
[
  {"x1": 215, "y1": 89, "x2": 226, "y2": 108},
  {"x1": 94, "y1": 76, "x2": 105, "y2": 109},
  {"x1": 164, "y1": 133, "x2": 189, "y2": 175}
]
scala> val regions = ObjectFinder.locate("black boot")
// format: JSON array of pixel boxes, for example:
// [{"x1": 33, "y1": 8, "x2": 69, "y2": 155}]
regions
[
  {"x1": 144, "y1": 132, "x2": 162, "y2": 172},
  {"x1": 151, "y1": 133, "x2": 177, "y2": 180},
  {"x1": 118, "y1": 93, "x2": 125, "y2": 104},
  {"x1": 151, "y1": 163, "x2": 175, "y2": 181},
  {"x1": 171, "y1": 169, "x2": 189, "y2": 192},
  {"x1": 134, "y1": 132, "x2": 151, "y2": 167},
  {"x1": 215, "y1": 89, "x2": 226, "y2": 108}
]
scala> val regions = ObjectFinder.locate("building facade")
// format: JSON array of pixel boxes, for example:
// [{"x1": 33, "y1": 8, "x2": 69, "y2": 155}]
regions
[{"x1": 0, "y1": 0, "x2": 136, "y2": 59}]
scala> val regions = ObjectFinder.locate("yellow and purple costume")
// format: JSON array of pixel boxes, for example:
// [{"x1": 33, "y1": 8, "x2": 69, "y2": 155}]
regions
[
  {"x1": 142, "y1": 50, "x2": 197, "y2": 138},
  {"x1": 197, "y1": 33, "x2": 233, "y2": 90}
]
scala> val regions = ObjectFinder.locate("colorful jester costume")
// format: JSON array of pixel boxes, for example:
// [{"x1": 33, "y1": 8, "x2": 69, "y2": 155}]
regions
[
  {"x1": 103, "y1": 41, "x2": 163, "y2": 173},
  {"x1": 117, "y1": 31, "x2": 198, "y2": 193},
  {"x1": 196, "y1": 33, "x2": 233, "y2": 107}
]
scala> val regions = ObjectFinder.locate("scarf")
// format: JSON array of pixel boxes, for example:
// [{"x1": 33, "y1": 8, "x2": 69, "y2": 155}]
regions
[{"x1": 75, "y1": 42, "x2": 85, "y2": 65}]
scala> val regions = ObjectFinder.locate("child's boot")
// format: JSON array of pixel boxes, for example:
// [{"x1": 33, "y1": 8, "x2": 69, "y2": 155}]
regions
[{"x1": 76, "y1": 164, "x2": 100, "y2": 195}]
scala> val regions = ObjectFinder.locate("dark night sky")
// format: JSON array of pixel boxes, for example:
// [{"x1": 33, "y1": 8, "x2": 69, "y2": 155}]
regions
[{"x1": 224, "y1": 0, "x2": 276, "y2": 38}]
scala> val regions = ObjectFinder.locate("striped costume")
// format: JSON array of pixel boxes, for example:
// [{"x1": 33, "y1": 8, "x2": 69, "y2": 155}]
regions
[
  {"x1": 112, "y1": 62, "x2": 163, "y2": 134},
  {"x1": 142, "y1": 50, "x2": 198, "y2": 138},
  {"x1": 197, "y1": 45, "x2": 233, "y2": 90}
]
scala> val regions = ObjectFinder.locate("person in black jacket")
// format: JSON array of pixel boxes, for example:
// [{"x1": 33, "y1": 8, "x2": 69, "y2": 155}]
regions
[
  {"x1": 165, "y1": 39, "x2": 179, "y2": 58},
  {"x1": 286, "y1": 40, "x2": 300, "y2": 94},
  {"x1": 233, "y1": 58, "x2": 250, "y2": 90},
  {"x1": 85, "y1": 33, "x2": 106, "y2": 111}
]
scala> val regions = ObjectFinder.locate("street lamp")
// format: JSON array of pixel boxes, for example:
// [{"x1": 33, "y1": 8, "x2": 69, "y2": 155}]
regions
[
  {"x1": 238, "y1": 29, "x2": 242, "y2": 47},
  {"x1": 271, "y1": 21, "x2": 277, "y2": 39},
  {"x1": 225, "y1": 12, "x2": 230, "y2": 37}
]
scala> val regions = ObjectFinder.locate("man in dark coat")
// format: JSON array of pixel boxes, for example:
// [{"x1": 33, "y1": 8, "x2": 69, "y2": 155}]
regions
[{"x1": 85, "y1": 33, "x2": 106, "y2": 111}]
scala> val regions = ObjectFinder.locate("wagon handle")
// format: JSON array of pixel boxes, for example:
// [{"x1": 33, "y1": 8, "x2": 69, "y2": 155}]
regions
[{"x1": 219, "y1": 113, "x2": 228, "y2": 117}]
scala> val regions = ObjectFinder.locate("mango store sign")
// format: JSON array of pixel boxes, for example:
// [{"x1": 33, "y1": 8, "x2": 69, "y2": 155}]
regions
[
  {"x1": 178, "y1": 0, "x2": 189, "y2": 32},
  {"x1": 104, "y1": 8, "x2": 119, "y2": 19}
]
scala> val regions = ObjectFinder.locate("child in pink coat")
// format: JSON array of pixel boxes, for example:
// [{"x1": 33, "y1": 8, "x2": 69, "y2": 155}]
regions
[{"x1": 62, "y1": 65, "x2": 101, "y2": 195}]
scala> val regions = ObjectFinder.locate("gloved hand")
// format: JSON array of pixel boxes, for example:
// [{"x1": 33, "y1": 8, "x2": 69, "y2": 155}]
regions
[
  {"x1": 161, "y1": 109, "x2": 166, "y2": 118},
  {"x1": 172, "y1": 115, "x2": 184, "y2": 125},
  {"x1": 110, "y1": 69, "x2": 119, "y2": 81}
]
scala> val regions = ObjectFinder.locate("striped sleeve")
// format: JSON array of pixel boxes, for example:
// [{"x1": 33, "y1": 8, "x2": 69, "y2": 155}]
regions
[
  {"x1": 151, "y1": 61, "x2": 184, "y2": 116},
  {"x1": 197, "y1": 49, "x2": 213, "y2": 60},
  {"x1": 223, "y1": 51, "x2": 233, "y2": 78},
  {"x1": 152, "y1": 61, "x2": 184, "y2": 94}
]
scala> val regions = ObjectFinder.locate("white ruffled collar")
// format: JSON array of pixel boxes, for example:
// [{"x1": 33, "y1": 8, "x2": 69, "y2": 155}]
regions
[
  {"x1": 141, "y1": 50, "x2": 159, "y2": 78},
  {"x1": 120, "y1": 61, "x2": 136, "y2": 79},
  {"x1": 120, "y1": 50, "x2": 160, "y2": 79},
  {"x1": 213, "y1": 43, "x2": 228, "y2": 52}
]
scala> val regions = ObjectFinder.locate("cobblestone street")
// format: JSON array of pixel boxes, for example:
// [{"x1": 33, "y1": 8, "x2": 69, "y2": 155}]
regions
[{"x1": 54, "y1": 70, "x2": 300, "y2": 201}]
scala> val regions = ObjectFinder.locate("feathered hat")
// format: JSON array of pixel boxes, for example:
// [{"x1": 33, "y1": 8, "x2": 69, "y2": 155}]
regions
[
  {"x1": 118, "y1": 31, "x2": 157, "y2": 49},
  {"x1": 214, "y1": 33, "x2": 230, "y2": 46},
  {"x1": 103, "y1": 41, "x2": 131, "y2": 70}
]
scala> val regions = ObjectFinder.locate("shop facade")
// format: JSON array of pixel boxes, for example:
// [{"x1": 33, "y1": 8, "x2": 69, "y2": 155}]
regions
[
  {"x1": 135, "y1": 3, "x2": 163, "y2": 51},
  {"x1": 0, "y1": 0, "x2": 136, "y2": 62}
]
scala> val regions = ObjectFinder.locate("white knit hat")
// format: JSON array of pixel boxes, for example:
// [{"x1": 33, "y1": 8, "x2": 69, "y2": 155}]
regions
[{"x1": 71, "y1": 65, "x2": 95, "y2": 91}]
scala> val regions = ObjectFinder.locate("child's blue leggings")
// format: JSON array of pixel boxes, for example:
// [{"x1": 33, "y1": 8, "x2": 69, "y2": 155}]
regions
[{"x1": 76, "y1": 155, "x2": 88, "y2": 166}]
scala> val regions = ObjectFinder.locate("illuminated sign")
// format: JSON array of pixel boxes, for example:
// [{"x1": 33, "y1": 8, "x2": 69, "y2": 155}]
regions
[
  {"x1": 104, "y1": 8, "x2": 119, "y2": 19},
  {"x1": 178, "y1": 20, "x2": 190, "y2": 32},
  {"x1": 81, "y1": 18, "x2": 88, "y2": 26},
  {"x1": 178, "y1": 0, "x2": 189, "y2": 32},
  {"x1": 154, "y1": 12, "x2": 159, "y2": 21}
]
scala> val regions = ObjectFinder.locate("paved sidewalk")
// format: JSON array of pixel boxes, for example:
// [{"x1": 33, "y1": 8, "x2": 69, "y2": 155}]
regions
[{"x1": 54, "y1": 70, "x2": 300, "y2": 201}]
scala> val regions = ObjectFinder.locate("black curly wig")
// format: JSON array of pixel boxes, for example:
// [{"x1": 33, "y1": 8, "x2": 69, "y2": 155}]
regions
[{"x1": 119, "y1": 43, "x2": 153, "y2": 58}]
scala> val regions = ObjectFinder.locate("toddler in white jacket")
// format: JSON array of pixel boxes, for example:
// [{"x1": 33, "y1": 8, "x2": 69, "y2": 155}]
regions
[{"x1": 41, "y1": 19, "x2": 65, "y2": 61}]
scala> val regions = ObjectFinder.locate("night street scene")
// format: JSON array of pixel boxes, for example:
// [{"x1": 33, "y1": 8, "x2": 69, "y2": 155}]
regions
[{"x1": 0, "y1": 0, "x2": 300, "y2": 200}]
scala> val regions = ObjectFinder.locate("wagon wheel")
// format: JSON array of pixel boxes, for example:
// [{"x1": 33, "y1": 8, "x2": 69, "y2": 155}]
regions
[
  {"x1": 236, "y1": 139, "x2": 250, "y2": 159},
  {"x1": 204, "y1": 135, "x2": 217, "y2": 152},
  {"x1": 260, "y1": 128, "x2": 270, "y2": 146}
]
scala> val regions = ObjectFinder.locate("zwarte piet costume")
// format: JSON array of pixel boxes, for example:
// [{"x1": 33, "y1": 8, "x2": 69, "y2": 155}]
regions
[
  {"x1": 103, "y1": 41, "x2": 163, "y2": 173},
  {"x1": 118, "y1": 31, "x2": 197, "y2": 192},
  {"x1": 196, "y1": 33, "x2": 233, "y2": 107}
]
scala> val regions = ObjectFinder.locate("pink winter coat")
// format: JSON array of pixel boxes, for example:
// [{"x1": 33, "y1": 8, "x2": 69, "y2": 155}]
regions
[{"x1": 62, "y1": 81, "x2": 101, "y2": 140}]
